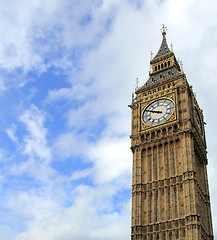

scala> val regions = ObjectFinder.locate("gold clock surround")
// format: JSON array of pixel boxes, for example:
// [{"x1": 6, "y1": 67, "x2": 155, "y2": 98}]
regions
[{"x1": 140, "y1": 92, "x2": 178, "y2": 131}]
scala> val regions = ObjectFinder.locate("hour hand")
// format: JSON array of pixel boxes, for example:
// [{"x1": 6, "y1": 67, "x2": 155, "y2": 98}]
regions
[{"x1": 145, "y1": 110, "x2": 162, "y2": 114}]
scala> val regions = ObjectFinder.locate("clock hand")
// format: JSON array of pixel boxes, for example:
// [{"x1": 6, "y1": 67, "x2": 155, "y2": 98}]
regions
[{"x1": 145, "y1": 110, "x2": 162, "y2": 114}]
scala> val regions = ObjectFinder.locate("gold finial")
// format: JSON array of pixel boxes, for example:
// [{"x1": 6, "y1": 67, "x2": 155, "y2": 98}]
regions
[
  {"x1": 161, "y1": 24, "x2": 167, "y2": 36},
  {"x1": 135, "y1": 78, "x2": 139, "y2": 90},
  {"x1": 170, "y1": 43, "x2": 173, "y2": 52}
]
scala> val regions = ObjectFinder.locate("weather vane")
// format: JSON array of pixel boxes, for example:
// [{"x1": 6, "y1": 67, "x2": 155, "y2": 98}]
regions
[{"x1": 161, "y1": 24, "x2": 167, "y2": 35}]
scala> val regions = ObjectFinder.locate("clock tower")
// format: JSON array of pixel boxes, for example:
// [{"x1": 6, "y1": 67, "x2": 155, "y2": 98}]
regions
[{"x1": 129, "y1": 26, "x2": 213, "y2": 240}]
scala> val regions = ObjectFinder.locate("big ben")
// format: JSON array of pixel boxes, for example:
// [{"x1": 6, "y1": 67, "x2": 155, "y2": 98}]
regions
[{"x1": 129, "y1": 25, "x2": 213, "y2": 240}]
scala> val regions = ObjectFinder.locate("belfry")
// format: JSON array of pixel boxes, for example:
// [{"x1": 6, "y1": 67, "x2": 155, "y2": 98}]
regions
[{"x1": 129, "y1": 26, "x2": 213, "y2": 239}]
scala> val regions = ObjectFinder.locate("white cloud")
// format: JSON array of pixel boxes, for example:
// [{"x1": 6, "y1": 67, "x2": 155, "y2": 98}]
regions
[
  {"x1": 45, "y1": 82, "x2": 97, "y2": 103},
  {"x1": 53, "y1": 131, "x2": 89, "y2": 160},
  {"x1": 168, "y1": 0, "x2": 195, "y2": 23},
  {"x1": 89, "y1": 136, "x2": 131, "y2": 185},
  {"x1": 70, "y1": 168, "x2": 93, "y2": 180},
  {"x1": 0, "y1": 225, "x2": 17, "y2": 240},
  {"x1": 0, "y1": 149, "x2": 7, "y2": 162},
  {"x1": 15, "y1": 184, "x2": 131, "y2": 240},
  {"x1": 6, "y1": 124, "x2": 18, "y2": 143},
  {"x1": 19, "y1": 105, "x2": 51, "y2": 163},
  {"x1": 0, "y1": 0, "x2": 115, "y2": 81}
]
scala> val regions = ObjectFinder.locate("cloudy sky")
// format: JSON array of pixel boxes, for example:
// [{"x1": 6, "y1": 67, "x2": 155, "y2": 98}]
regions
[{"x1": 0, "y1": 0, "x2": 217, "y2": 239}]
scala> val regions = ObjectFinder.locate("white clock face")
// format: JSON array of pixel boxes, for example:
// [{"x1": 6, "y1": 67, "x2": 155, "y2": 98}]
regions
[{"x1": 143, "y1": 99, "x2": 175, "y2": 126}]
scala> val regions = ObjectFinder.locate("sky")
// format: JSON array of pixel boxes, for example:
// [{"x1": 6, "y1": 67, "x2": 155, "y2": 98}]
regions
[{"x1": 0, "y1": 0, "x2": 217, "y2": 239}]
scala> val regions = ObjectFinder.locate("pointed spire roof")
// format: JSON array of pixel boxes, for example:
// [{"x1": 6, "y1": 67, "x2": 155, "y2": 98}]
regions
[
  {"x1": 136, "y1": 25, "x2": 183, "y2": 92},
  {"x1": 151, "y1": 24, "x2": 172, "y2": 63}
]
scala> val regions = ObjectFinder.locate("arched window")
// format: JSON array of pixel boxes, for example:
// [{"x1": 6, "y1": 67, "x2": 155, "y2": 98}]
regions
[
  {"x1": 150, "y1": 155, "x2": 152, "y2": 181},
  {"x1": 175, "y1": 188, "x2": 178, "y2": 218},
  {"x1": 168, "y1": 190, "x2": 171, "y2": 219},
  {"x1": 172, "y1": 149, "x2": 175, "y2": 176},
  {"x1": 167, "y1": 150, "x2": 170, "y2": 177},
  {"x1": 156, "y1": 191, "x2": 159, "y2": 221},
  {"x1": 155, "y1": 153, "x2": 158, "y2": 180},
  {"x1": 150, "y1": 193, "x2": 153, "y2": 222}
]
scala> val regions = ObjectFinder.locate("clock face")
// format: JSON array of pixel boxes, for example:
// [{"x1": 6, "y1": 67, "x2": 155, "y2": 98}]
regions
[
  {"x1": 194, "y1": 107, "x2": 203, "y2": 136},
  {"x1": 143, "y1": 99, "x2": 175, "y2": 126}
]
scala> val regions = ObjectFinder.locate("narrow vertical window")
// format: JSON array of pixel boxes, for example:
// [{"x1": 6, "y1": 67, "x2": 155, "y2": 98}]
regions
[
  {"x1": 155, "y1": 153, "x2": 158, "y2": 180},
  {"x1": 172, "y1": 149, "x2": 175, "y2": 176},
  {"x1": 175, "y1": 188, "x2": 178, "y2": 218},
  {"x1": 156, "y1": 191, "x2": 159, "y2": 222},
  {"x1": 168, "y1": 190, "x2": 171, "y2": 219},
  {"x1": 167, "y1": 151, "x2": 170, "y2": 177},
  {"x1": 150, "y1": 193, "x2": 153, "y2": 223},
  {"x1": 150, "y1": 155, "x2": 152, "y2": 181}
]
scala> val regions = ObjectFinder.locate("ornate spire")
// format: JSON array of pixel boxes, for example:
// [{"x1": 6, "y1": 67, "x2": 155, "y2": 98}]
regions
[
  {"x1": 151, "y1": 25, "x2": 171, "y2": 62},
  {"x1": 137, "y1": 25, "x2": 183, "y2": 92}
]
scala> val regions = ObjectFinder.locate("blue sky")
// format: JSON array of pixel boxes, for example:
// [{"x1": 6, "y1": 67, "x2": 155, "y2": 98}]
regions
[{"x1": 0, "y1": 0, "x2": 217, "y2": 239}]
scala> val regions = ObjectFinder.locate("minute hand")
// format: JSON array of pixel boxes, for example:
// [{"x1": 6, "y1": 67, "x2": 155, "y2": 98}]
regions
[{"x1": 145, "y1": 110, "x2": 162, "y2": 114}]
